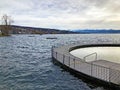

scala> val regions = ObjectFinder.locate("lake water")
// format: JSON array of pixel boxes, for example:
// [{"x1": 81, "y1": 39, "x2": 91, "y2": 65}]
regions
[{"x1": 0, "y1": 34, "x2": 120, "y2": 90}]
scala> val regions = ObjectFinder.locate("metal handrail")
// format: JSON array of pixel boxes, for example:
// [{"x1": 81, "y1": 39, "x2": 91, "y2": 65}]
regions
[
  {"x1": 52, "y1": 47, "x2": 120, "y2": 84},
  {"x1": 83, "y1": 52, "x2": 97, "y2": 61}
]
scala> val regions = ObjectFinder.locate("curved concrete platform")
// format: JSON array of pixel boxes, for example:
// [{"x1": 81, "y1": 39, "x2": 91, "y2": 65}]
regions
[{"x1": 52, "y1": 43, "x2": 120, "y2": 89}]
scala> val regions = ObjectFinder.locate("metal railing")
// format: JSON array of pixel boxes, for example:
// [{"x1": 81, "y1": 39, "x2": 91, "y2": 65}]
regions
[
  {"x1": 52, "y1": 46, "x2": 120, "y2": 85},
  {"x1": 83, "y1": 52, "x2": 97, "y2": 61}
]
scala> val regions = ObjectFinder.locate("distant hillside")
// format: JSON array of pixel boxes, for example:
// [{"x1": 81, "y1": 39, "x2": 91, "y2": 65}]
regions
[
  {"x1": 2, "y1": 25, "x2": 120, "y2": 34},
  {"x1": 72, "y1": 29, "x2": 120, "y2": 34},
  {"x1": 0, "y1": 25, "x2": 76, "y2": 34},
  {"x1": 9, "y1": 25, "x2": 76, "y2": 34}
]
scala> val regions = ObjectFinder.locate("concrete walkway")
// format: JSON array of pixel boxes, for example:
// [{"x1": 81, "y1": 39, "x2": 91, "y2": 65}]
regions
[{"x1": 52, "y1": 43, "x2": 120, "y2": 86}]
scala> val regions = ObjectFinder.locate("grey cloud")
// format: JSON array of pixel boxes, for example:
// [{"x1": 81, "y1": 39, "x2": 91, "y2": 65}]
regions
[{"x1": 0, "y1": 0, "x2": 120, "y2": 29}]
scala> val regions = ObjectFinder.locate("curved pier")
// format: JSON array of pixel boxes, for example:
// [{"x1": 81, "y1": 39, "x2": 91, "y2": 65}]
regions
[{"x1": 52, "y1": 44, "x2": 120, "y2": 89}]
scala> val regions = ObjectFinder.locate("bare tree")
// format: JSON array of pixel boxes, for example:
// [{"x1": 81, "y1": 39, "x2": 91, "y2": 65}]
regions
[{"x1": 1, "y1": 14, "x2": 13, "y2": 36}]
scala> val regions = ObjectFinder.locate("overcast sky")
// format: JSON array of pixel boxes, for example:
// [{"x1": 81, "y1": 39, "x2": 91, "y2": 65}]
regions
[{"x1": 0, "y1": 0, "x2": 120, "y2": 30}]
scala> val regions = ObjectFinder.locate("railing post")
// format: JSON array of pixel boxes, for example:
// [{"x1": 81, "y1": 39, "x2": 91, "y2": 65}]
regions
[
  {"x1": 109, "y1": 67, "x2": 110, "y2": 83},
  {"x1": 74, "y1": 58, "x2": 75, "y2": 68},
  {"x1": 63, "y1": 54, "x2": 65, "y2": 64},
  {"x1": 56, "y1": 52, "x2": 57, "y2": 59},
  {"x1": 91, "y1": 63, "x2": 93, "y2": 76},
  {"x1": 69, "y1": 56, "x2": 70, "y2": 66}
]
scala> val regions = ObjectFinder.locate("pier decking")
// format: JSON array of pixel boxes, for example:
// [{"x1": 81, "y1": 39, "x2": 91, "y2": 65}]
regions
[{"x1": 52, "y1": 44, "x2": 120, "y2": 88}]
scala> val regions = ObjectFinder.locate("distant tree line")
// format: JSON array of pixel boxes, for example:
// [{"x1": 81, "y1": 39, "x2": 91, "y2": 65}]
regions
[
  {"x1": 0, "y1": 14, "x2": 75, "y2": 35},
  {"x1": 0, "y1": 14, "x2": 13, "y2": 36}
]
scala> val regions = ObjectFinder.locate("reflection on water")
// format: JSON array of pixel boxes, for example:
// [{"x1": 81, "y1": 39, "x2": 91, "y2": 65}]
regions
[{"x1": 70, "y1": 47, "x2": 120, "y2": 63}]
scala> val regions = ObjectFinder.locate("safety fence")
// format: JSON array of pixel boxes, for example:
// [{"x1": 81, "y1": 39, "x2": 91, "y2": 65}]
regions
[{"x1": 52, "y1": 46, "x2": 120, "y2": 85}]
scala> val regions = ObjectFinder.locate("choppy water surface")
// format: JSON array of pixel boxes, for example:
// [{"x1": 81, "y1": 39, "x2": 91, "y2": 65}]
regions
[{"x1": 0, "y1": 34, "x2": 120, "y2": 90}]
